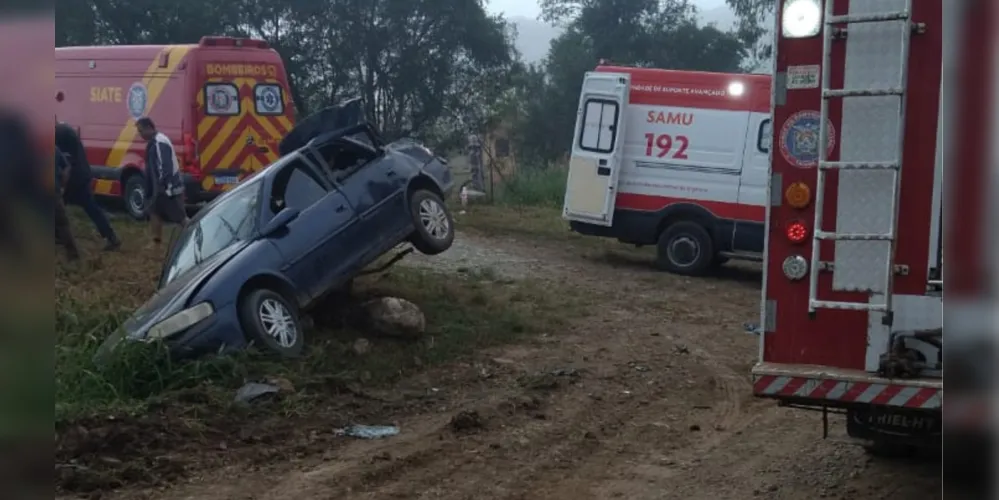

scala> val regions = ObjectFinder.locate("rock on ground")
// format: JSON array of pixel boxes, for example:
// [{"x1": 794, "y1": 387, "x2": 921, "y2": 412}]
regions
[{"x1": 361, "y1": 297, "x2": 426, "y2": 339}]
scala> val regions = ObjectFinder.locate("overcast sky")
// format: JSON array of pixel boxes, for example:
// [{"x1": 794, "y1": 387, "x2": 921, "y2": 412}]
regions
[{"x1": 485, "y1": 0, "x2": 729, "y2": 18}]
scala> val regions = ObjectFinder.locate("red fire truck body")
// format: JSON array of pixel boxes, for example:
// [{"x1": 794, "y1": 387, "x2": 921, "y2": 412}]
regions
[{"x1": 753, "y1": 0, "x2": 945, "y2": 450}]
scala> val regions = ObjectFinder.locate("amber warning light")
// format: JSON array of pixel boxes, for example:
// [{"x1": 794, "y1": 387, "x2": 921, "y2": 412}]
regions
[
  {"x1": 786, "y1": 220, "x2": 809, "y2": 244},
  {"x1": 785, "y1": 182, "x2": 811, "y2": 209}
]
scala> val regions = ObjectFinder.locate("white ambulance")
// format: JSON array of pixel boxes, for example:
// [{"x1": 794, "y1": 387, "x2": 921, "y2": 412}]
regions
[{"x1": 562, "y1": 65, "x2": 774, "y2": 276}]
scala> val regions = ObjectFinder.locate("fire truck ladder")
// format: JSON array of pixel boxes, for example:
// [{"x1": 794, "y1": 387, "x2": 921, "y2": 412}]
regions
[{"x1": 808, "y1": 0, "x2": 915, "y2": 325}]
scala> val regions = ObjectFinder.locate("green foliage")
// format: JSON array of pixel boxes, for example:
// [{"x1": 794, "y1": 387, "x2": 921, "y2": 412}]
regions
[
  {"x1": 494, "y1": 165, "x2": 567, "y2": 208},
  {"x1": 511, "y1": 0, "x2": 755, "y2": 165},
  {"x1": 54, "y1": 0, "x2": 519, "y2": 145},
  {"x1": 54, "y1": 0, "x2": 771, "y2": 157}
]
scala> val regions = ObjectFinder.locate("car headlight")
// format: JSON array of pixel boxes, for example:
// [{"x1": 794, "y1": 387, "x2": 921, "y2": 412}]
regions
[
  {"x1": 145, "y1": 302, "x2": 214, "y2": 341},
  {"x1": 782, "y1": 0, "x2": 822, "y2": 39}
]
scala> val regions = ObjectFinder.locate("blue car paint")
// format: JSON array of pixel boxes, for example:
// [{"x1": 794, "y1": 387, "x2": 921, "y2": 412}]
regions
[{"x1": 104, "y1": 102, "x2": 454, "y2": 360}]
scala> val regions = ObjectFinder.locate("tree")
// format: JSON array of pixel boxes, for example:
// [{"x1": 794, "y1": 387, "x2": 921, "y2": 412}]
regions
[
  {"x1": 512, "y1": 0, "x2": 751, "y2": 164},
  {"x1": 54, "y1": 0, "x2": 518, "y2": 150},
  {"x1": 726, "y1": 0, "x2": 776, "y2": 71}
]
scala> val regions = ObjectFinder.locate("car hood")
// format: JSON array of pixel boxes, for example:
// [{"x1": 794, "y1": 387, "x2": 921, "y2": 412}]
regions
[
  {"x1": 278, "y1": 97, "x2": 366, "y2": 156},
  {"x1": 94, "y1": 242, "x2": 249, "y2": 360}
]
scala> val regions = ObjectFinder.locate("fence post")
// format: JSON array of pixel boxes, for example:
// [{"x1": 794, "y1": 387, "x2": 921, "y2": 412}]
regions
[{"x1": 467, "y1": 134, "x2": 484, "y2": 192}]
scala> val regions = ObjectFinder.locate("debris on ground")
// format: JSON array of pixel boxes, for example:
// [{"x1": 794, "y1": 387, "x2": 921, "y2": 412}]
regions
[
  {"x1": 336, "y1": 425, "x2": 400, "y2": 439},
  {"x1": 362, "y1": 297, "x2": 426, "y2": 338},
  {"x1": 265, "y1": 377, "x2": 295, "y2": 393},
  {"x1": 353, "y1": 338, "x2": 372, "y2": 355},
  {"x1": 234, "y1": 377, "x2": 294, "y2": 403},
  {"x1": 743, "y1": 322, "x2": 762, "y2": 335},
  {"x1": 449, "y1": 410, "x2": 484, "y2": 433},
  {"x1": 234, "y1": 382, "x2": 280, "y2": 403}
]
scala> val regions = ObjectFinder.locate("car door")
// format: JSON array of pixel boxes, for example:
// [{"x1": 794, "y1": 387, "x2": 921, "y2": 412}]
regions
[
  {"x1": 268, "y1": 158, "x2": 357, "y2": 302},
  {"x1": 310, "y1": 138, "x2": 408, "y2": 249}
]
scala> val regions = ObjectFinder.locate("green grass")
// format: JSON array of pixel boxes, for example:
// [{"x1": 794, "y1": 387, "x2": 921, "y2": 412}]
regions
[
  {"x1": 492, "y1": 165, "x2": 567, "y2": 208},
  {"x1": 55, "y1": 207, "x2": 582, "y2": 423}
]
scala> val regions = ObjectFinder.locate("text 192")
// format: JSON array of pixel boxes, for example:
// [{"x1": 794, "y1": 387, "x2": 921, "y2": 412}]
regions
[{"x1": 644, "y1": 133, "x2": 689, "y2": 159}]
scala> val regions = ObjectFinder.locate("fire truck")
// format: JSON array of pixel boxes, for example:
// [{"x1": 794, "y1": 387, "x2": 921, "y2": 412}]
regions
[{"x1": 752, "y1": 0, "x2": 947, "y2": 453}]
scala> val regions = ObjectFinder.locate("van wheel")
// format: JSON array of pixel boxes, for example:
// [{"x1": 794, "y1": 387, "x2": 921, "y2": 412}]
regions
[
  {"x1": 656, "y1": 221, "x2": 714, "y2": 276},
  {"x1": 123, "y1": 174, "x2": 149, "y2": 221}
]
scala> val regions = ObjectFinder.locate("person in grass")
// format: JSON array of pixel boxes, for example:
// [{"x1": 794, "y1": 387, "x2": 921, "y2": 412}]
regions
[
  {"x1": 135, "y1": 116, "x2": 189, "y2": 248},
  {"x1": 55, "y1": 121, "x2": 121, "y2": 251},
  {"x1": 54, "y1": 146, "x2": 81, "y2": 260}
]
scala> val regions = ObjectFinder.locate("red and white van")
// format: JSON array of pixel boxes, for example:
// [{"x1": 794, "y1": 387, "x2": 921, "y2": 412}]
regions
[
  {"x1": 562, "y1": 66, "x2": 772, "y2": 275},
  {"x1": 55, "y1": 36, "x2": 296, "y2": 219}
]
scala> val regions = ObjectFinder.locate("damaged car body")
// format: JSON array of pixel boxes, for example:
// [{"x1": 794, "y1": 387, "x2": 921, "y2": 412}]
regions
[{"x1": 98, "y1": 99, "x2": 455, "y2": 360}]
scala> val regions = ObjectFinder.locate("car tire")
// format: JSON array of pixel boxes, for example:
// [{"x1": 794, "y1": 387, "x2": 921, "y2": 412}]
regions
[
  {"x1": 123, "y1": 174, "x2": 149, "y2": 221},
  {"x1": 655, "y1": 221, "x2": 714, "y2": 276},
  {"x1": 408, "y1": 189, "x2": 454, "y2": 255},
  {"x1": 238, "y1": 288, "x2": 304, "y2": 358}
]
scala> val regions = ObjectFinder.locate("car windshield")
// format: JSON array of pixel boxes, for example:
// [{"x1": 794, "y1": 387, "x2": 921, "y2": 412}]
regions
[{"x1": 160, "y1": 182, "x2": 262, "y2": 286}]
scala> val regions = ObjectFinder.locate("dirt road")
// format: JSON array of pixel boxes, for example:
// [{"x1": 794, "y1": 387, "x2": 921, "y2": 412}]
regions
[{"x1": 101, "y1": 231, "x2": 941, "y2": 500}]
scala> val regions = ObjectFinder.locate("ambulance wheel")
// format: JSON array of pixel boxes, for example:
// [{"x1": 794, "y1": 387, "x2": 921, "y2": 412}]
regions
[
  {"x1": 656, "y1": 221, "x2": 714, "y2": 276},
  {"x1": 123, "y1": 174, "x2": 149, "y2": 221}
]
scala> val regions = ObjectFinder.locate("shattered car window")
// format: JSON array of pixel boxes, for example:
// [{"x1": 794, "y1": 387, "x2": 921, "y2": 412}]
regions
[{"x1": 162, "y1": 182, "x2": 262, "y2": 286}]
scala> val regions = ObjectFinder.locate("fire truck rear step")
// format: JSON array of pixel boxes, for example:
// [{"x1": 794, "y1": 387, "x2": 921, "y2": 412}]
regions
[
  {"x1": 818, "y1": 161, "x2": 899, "y2": 170},
  {"x1": 823, "y1": 87, "x2": 903, "y2": 98},
  {"x1": 752, "y1": 362, "x2": 942, "y2": 410},
  {"x1": 828, "y1": 11, "x2": 910, "y2": 24},
  {"x1": 808, "y1": 0, "x2": 915, "y2": 322}
]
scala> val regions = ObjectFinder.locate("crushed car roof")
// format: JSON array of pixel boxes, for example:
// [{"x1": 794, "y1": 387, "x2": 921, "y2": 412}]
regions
[{"x1": 278, "y1": 97, "x2": 368, "y2": 156}]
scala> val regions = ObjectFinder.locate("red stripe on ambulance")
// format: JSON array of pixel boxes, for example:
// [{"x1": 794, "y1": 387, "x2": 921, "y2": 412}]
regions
[{"x1": 616, "y1": 193, "x2": 766, "y2": 223}]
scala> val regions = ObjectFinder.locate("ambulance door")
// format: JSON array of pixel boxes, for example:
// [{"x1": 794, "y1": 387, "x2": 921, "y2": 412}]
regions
[{"x1": 562, "y1": 71, "x2": 630, "y2": 227}]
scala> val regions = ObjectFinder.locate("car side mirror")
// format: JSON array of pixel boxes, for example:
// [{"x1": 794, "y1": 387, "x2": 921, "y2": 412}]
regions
[{"x1": 261, "y1": 207, "x2": 300, "y2": 237}]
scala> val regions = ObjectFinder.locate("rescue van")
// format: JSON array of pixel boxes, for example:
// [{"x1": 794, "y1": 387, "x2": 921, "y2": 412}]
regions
[
  {"x1": 55, "y1": 36, "x2": 296, "y2": 219},
  {"x1": 562, "y1": 66, "x2": 772, "y2": 276},
  {"x1": 753, "y1": 0, "x2": 946, "y2": 455}
]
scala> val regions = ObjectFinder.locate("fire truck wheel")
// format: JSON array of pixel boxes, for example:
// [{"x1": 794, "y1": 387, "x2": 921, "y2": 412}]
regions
[
  {"x1": 656, "y1": 221, "x2": 714, "y2": 276},
  {"x1": 123, "y1": 174, "x2": 150, "y2": 221}
]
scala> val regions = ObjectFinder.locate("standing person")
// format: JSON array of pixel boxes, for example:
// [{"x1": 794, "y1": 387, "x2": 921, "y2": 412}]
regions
[
  {"x1": 55, "y1": 122, "x2": 121, "y2": 251},
  {"x1": 135, "y1": 117, "x2": 189, "y2": 247},
  {"x1": 54, "y1": 147, "x2": 81, "y2": 260}
]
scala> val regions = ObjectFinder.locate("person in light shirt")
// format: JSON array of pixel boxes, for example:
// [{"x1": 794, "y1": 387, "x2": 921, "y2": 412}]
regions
[{"x1": 135, "y1": 117, "x2": 189, "y2": 247}]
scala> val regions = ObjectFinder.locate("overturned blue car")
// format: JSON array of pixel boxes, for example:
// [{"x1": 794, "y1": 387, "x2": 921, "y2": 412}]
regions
[{"x1": 98, "y1": 99, "x2": 455, "y2": 359}]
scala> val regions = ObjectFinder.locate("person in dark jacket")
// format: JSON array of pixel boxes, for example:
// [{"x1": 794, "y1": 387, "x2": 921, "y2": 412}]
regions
[
  {"x1": 54, "y1": 147, "x2": 81, "y2": 260},
  {"x1": 55, "y1": 122, "x2": 121, "y2": 251},
  {"x1": 135, "y1": 117, "x2": 189, "y2": 246}
]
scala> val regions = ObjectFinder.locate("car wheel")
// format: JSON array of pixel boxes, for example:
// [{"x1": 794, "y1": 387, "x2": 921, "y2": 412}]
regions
[
  {"x1": 123, "y1": 174, "x2": 149, "y2": 221},
  {"x1": 656, "y1": 221, "x2": 714, "y2": 276},
  {"x1": 238, "y1": 288, "x2": 304, "y2": 358},
  {"x1": 408, "y1": 189, "x2": 454, "y2": 255}
]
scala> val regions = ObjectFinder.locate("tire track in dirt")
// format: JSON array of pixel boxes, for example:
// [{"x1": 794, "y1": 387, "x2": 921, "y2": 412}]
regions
[{"x1": 96, "y1": 230, "x2": 939, "y2": 500}]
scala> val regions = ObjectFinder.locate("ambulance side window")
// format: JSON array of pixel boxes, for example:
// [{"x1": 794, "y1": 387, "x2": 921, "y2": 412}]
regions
[
  {"x1": 254, "y1": 84, "x2": 285, "y2": 115},
  {"x1": 578, "y1": 98, "x2": 619, "y2": 153},
  {"x1": 757, "y1": 119, "x2": 772, "y2": 153},
  {"x1": 204, "y1": 83, "x2": 240, "y2": 116}
]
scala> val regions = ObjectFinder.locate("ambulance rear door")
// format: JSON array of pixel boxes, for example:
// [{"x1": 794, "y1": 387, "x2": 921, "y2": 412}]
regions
[{"x1": 563, "y1": 71, "x2": 630, "y2": 227}]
